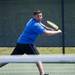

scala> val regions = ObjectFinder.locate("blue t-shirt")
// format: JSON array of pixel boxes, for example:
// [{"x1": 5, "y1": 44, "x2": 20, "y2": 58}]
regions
[{"x1": 17, "y1": 18, "x2": 45, "y2": 44}]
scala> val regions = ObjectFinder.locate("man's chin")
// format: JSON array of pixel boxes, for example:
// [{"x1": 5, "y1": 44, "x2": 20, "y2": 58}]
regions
[{"x1": 38, "y1": 19, "x2": 42, "y2": 22}]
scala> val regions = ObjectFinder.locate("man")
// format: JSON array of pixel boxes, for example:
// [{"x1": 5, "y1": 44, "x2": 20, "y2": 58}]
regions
[{"x1": 0, "y1": 10, "x2": 62, "y2": 75}]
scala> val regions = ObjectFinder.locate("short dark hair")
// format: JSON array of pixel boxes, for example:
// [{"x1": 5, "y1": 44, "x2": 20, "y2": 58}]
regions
[{"x1": 33, "y1": 9, "x2": 42, "y2": 16}]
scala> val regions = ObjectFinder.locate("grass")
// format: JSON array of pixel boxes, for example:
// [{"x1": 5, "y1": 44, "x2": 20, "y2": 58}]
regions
[{"x1": 0, "y1": 47, "x2": 75, "y2": 55}]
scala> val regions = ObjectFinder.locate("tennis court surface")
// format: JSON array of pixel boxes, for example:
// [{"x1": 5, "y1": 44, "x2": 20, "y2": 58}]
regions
[{"x1": 0, "y1": 63, "x2": 75, "y2": 75}]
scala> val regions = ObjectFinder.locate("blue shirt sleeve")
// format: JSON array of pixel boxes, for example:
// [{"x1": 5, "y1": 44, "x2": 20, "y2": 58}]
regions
[{"x1": 33, "y1": 22, "x2": 45, "y2": 35}]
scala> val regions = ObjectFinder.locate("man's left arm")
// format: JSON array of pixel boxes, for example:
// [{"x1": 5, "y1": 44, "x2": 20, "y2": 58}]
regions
[{"x1": 41, "y1": 23, "x2": 55, "y2": 31}]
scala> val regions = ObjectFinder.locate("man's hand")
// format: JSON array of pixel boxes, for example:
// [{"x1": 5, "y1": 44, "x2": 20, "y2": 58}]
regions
[{"x1": 57, "y1": 29, "x2": 62, "y2": 33}]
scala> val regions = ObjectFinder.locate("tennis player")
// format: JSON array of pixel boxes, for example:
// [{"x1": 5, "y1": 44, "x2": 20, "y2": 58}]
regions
[{"x1": 0, "y1": 10, "x2": 61, "y2": 75}]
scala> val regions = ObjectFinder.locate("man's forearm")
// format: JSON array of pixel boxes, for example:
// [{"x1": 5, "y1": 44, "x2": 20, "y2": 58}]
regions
[
  {"x1": 41, "y1": 24, "x2": 55, "y2": 31},
  {"x1": 44, "y1": 29, "x2": 62, "y2": 36}
]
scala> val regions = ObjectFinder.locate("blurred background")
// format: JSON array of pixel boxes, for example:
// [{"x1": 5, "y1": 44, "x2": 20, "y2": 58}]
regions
[{"x1": 0, "y1": 0, "x2": 75, "y2": 47}]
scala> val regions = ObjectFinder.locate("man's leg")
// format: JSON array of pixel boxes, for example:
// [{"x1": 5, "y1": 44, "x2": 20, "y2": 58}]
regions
[
  {"x1": 26, "y1": 44, "x2": 49, "y2": 75},
  {"x1": 0, "y1": 43, "x2": 25, "y2": 68},
  {"x1": 0, "y1": 63, "x2": 7, "y2": 67},
  {"x1": 36, "y1": 61, "x2": 49, "y2": 75},
  {"x1": 36, "y1": 61, "x2": 45, "y2": 75}
]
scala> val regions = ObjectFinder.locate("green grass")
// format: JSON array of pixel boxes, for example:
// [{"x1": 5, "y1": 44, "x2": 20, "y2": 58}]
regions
[{"x1": 0, "y1": 47, "x2": 75, "y2": 55}]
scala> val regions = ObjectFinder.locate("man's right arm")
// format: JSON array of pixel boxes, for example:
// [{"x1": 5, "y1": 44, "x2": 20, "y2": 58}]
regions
[{"x1": 44, "y1": 29, "x2": 62, "y2": 36}]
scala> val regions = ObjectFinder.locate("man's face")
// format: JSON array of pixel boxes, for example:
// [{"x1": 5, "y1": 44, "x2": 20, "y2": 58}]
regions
[{"x1": 34, "y1": 13, "x2": 43, "y2": 21}]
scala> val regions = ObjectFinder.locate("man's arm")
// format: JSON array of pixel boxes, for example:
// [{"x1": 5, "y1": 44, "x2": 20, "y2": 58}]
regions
[
  {"x1": 41, "y1": 24, "x2": 55, "y2": 31},
  {"x1": 44, "y1": 29, "x2": 62, "y2": 36}
]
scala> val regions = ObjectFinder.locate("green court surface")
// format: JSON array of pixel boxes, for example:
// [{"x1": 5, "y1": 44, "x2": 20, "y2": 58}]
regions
[
  {"x1": 0, "y1": 47, "x2": 75, "y2": 75},
  {"x1": 0, "y1": 63, "x2": 75, "y2": 75}
]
